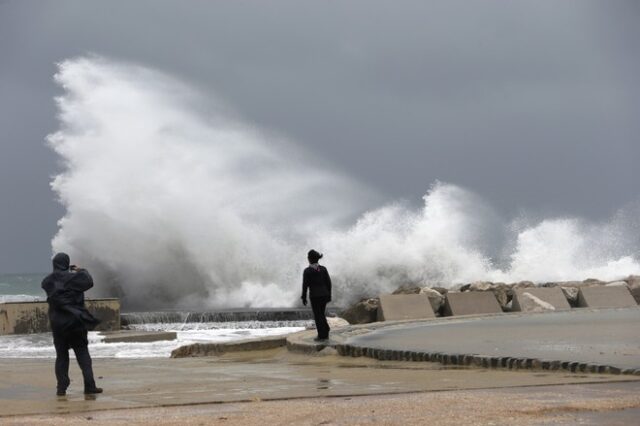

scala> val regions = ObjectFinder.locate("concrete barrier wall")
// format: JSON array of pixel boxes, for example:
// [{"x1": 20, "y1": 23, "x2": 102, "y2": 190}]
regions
[
  {"x1": 577, "y1": 286, "x2": 637, "y2": 308},
  {"x1": 377, "y1": 294, "x2": 435, "y2": 321},
  {"x1": 512, "y1": 287, "x2": 571, "y2": 312},
  {"x1": 443, "y1": 292, "x2": 502, "y2": 316},
  {"x1": 0, "y1": 299, "x2": 120, "y2": 335}
]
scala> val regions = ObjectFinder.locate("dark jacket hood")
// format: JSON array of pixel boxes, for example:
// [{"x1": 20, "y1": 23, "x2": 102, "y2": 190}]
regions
[{"x1": 52, "y1": 253, "x2": 70, "y2": 271}]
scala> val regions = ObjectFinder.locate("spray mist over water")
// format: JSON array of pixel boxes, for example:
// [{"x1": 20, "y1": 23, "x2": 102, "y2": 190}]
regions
[{"x1": 48, "y1": 57, "x2": 640, "y2": 309}]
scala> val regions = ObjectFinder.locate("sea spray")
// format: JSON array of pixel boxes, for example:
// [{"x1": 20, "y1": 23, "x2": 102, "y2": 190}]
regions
[
  {"x1": 48, "y1": 56, "x2": 640, "y2": 309},
  {"x1": 47, "y1": 56, "x2": 372, "y2": 309},
  {"x1": 323, "y1": 186, "x2": 640, "y2": 293}
]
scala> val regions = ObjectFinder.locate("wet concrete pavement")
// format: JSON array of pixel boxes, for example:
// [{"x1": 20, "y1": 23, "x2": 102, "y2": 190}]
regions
[
  {"x1": 1, "y1": 348, "x2": 638, "y2": 418},
  {"x1": 2, "y1": 307, "x2": 640, "y2": 424},
  {"x1": 346, "y1": 307, "x2": 640, "y2": 369}
]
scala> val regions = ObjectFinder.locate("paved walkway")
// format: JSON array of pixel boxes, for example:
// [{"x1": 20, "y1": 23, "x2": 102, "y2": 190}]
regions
[
  {"x1": 1, "y1": 349, "x2": 637, "y2": 418},
  {"x1": 5, "y1": 381, "x2": 640, "y2": 425},
  {"x1": 2, "y1": 308, "x2": 640, "y2": 424},
  {"x1": 343, "y1": 308, "x2": 640, "y2": 370}
]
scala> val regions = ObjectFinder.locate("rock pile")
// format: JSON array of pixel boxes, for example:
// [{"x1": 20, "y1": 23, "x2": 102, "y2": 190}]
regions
[
  {"x1": 339, "y1": 276, "x2": 639, "y2": 325},
  {"x1": 340, "y1": 298, "x2": 379, "y2": 324}
]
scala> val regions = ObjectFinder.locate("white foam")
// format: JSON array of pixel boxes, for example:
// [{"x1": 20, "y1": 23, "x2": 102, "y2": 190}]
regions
[
  {"x1": 322, "y1": 184, "x2": 640, "y2": 294},
  {"x1": 0, "y1": 327, "x2": 304, "y2": 359},
  {"x1": 48, "y1": 56, "x2": 371, "y2": 309},
  {"x1": 48, "y1": 56, "x2": 640, "y2": 308},
  {"x1": 0, "y1": 295, "x2": 44, "y2": 303}
]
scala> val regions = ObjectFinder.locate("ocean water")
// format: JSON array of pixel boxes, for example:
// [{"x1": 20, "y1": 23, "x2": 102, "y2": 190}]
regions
[
  {"x1": 0, "y1": 273, "x2": 307, "y2": 358},
  {"x1": 0, "y1": 273, "x2": 45, "y2": 303},
  {"x1": 0, "y1": 325, "x2": 306, "y2": 359}
]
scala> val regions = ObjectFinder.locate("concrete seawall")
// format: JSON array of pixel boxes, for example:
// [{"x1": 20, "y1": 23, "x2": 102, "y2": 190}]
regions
[{"x1": 0, "y1": 299, "x2": 120, "y2": 334}]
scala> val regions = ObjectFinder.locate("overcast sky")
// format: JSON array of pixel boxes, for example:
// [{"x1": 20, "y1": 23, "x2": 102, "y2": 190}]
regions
[{"x1": 1, "y1": 1, "x2": 639, "y2": 273}]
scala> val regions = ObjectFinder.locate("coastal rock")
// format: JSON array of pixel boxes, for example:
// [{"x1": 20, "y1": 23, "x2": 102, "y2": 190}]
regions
[
  {"x1": 561, "y1": 286, "x2": 580, "y2": 307},
  {"x1": 340, "y1": 298, "x2": 379, "y2": 324},
  {"x1": 512, "y1": 281, "x2": 536, "y2": 289},
  {"x1": 327, "y1": 317, "x2": 349, "y2": 328},
  {"x1": 459, "y1": 283, "x2": 471, "y2": 292},
  {"x1": 392, "y1": 285, "x2": 421, "y2": 295},
  {"x1": 431, "y1": 286, "x2": 449, "y2": 295},
  {"x1": 490, "y1": 283, "x2": 510, "y2": 309},
  {"x1": 583, "y1": 278, "x2": 606, "y2": 286},
  {"x1": 624, "y1": 276, "x2": 640, "y2": 304},
  {"x1": 469, "y1": 281, "x2": 493, "y2": 292},
  {"x1": 419, "y1": 287, "x2": 445, "y2": 313}
]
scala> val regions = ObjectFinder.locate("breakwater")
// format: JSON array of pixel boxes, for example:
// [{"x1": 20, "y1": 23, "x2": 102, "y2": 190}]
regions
[{"x1": 121, "y1": 308, "x2": 339, "y2": 327}]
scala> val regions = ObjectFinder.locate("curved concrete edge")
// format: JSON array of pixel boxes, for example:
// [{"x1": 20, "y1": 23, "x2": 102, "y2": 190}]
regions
[
  {"x1": 284, "y1": 309, "x2": 640, "y2": 377},
  {"x1": 285, "y1": 329, "x2": 347, "y2": 354},
  {"x1": 333, "y1": 343, "x2": 640, "y2": 376},
  {"x1": 171, "y1": 335, "x2": 287, "y2": 358},
  {"x1": 285, "y1": 314, "x2": 531, "y2": 355},
  {"x1": 100, "y1": 330, "x2": 177, "y2": 343}
]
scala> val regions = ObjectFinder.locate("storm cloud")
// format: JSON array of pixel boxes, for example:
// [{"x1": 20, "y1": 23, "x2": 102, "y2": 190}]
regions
[{"x1": 0, "y1": 0, "x2": 638, "y2": 273}]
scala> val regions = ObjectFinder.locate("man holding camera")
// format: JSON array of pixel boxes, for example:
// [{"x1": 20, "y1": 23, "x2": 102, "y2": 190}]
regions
[{"x1": 41, "y1": 252, "x2": 102, "y2": 396}]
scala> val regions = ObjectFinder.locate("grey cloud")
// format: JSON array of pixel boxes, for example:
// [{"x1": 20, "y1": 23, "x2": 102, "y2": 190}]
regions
[{"x1": 0, "y1": 0, "x2": 638, "y2": 272}]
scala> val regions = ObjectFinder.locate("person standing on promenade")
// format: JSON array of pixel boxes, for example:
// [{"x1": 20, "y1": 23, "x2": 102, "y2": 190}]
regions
[
  {"x1": 301, "y1": 249, "x2": 332, "y2": 342},
  {"x1": 41, "y1": 252, "x2": 103, "y2": 396}
]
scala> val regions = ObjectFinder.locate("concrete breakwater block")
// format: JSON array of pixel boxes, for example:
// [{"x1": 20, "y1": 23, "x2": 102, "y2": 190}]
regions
[
  {"x1": 577, "y1": 286, "x2": 637, "y2": 308},
  {"x1": 0, "y1": 298, "x2": 120, "y2": 335},
  {"x1": 443, "y1": 292, "x2": 502, "y2": 316},
  {"x1": 171, "y1": 335, "x2": 288, "y2": 358},
  {"x1": 376, "y1": 294, "x2": 435, "y2": 321},
  {"x1": 100, "y1": 330, "x2": 176, "y2": 343},
  {"x1": 511, "y1": 287, "x2": 571, "y2": 312}
]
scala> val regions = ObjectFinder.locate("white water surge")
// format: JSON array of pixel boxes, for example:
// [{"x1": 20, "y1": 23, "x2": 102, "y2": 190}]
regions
[
  {"x1": 48, "y1": 56, "x2": 640, "y2": 309},
  {"x1": 0, "y1": 326, "x2": 305, "y2": 359}
]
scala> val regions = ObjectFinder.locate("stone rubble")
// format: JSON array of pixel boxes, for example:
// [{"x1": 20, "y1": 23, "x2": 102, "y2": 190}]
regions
[{"x1": 339, "y1": 275, "x2": 639, "y2": 325}]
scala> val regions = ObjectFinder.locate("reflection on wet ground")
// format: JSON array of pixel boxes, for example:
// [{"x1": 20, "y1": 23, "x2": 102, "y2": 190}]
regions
[
  {"x1": 316, "y1": 379, "x2": 331, "y2": 390},
  {"x1": 347, "y1": 308, "x2": 640, "y2": 369},
  {"x1": 1, "y1": 347, "x2": 638, "y2": 418},
  {"x1": 573, "y1": 407, "x2": 640, "y2": 425}
]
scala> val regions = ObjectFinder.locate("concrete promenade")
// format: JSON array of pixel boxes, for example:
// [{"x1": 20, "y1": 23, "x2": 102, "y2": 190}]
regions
[
  {"x1": 1, "y1": 351, "x2": 639, "y2": 425},
  {"x1": 341, "y1": 308, "x2": 640, "y2": 371},
  {"x1": 1, "y1": 307, "x2": 639, "y2": 424}
]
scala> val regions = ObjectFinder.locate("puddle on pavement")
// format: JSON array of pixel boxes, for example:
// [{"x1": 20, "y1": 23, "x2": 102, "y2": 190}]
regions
[
  {"x1": 214, "y1": 348, "x2": 461, "y2": 373},
  {"x1": 316, "y1": 379, "x2": 331, "y2": 390}
]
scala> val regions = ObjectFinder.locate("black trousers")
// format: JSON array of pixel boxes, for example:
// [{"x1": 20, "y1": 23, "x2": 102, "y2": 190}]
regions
[
  {"x1": 310, "y1": 296, "x2": 331, "y2": 339},
  {"x1": 53, "y1": 329, "x2": 96, "y2": 391}
]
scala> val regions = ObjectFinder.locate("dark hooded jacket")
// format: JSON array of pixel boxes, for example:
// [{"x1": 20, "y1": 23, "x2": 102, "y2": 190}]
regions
[
  {"x1": 41, "y1": 253, "x2": 100, "y2": 333},
  {"x1": 301, "y1": 264, "x2": 332, "y2": 299}
]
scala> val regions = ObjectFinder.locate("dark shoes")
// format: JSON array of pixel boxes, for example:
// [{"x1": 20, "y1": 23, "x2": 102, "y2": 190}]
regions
[
  {"x1": 57, "y1": 387, "x2": 103, "y2": 395},
  {"x1": 313, "y1": 337, "x2": 329, "y2": 342},
  {"x1": 57, "y1": 378, "x2": 70, "y2": 396}
]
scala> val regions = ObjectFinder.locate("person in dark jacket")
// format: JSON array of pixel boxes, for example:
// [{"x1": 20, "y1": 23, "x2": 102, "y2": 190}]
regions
[
  {"x1": 301, "y1": 249, "x2": 332, "y2": 341},
  {"x1": 41, "y1": 252, "x2": 102, "y2": 396}
]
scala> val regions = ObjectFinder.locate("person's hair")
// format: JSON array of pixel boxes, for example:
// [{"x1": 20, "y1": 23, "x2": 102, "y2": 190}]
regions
[{"x1": 307, "y1": 249, "x2": 323, "y2": 263}]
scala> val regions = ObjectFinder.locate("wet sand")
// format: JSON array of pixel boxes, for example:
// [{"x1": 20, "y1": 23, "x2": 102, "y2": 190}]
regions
[{"x1": 1, "y1": 348, "x2": 639, "y2": 425}]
